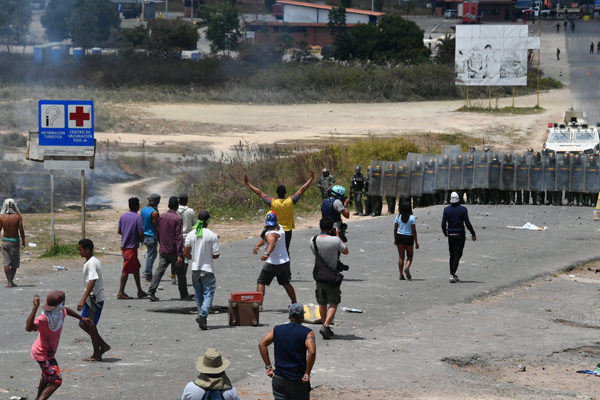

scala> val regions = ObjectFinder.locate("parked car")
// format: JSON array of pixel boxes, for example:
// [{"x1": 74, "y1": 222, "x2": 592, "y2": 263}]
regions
[{"x1": 444, "y1": 9, "x2": 458, "y2": 18}]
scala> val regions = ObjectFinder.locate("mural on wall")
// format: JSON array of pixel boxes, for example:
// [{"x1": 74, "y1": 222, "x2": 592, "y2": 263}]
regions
[{"x1": 455, "y1": 25, "x2": 540, "y2": 86}]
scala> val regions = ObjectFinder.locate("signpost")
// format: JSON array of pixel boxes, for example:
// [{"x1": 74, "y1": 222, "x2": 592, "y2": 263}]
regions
[{"x1": 29, "y1": 100, "x2": 96, "y2": 244}]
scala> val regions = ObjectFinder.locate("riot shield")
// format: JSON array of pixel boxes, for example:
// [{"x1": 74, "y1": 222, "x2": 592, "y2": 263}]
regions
[
  {"x1": 435, "y1": 154, "x2": 450, "y2": 191},
  {"x1": 570, "y1": 153, "x2": 585, "y2": 193},
  {"x1": 473, "y1": 152, "x2": 488, "y2": 189},
  {"x1": 409, "y1": 158, "x2": 424, "y2": 197},
  {"x1": 555, "y1": 153, "x2": 571, "y2": 192},
  {"x1": 422, "y1": 157, "x2": 436, "y2": 194},
  {"x1": 463, "y1": 154, "x2": 475, "y2": 189},
  {"x1": 395, "y1": 161, "x2": 410, "y2": 198},
  {"x1": 516, "y1": 153, "x2": 529, "y2": 191},
  {"x1": 529, "y1": 152, "x2": 544, "y2": 192},
  {"x1": 449, "y1": 154, "x2": 464, "y2": 191},
  {"x1": 584, "y1": 155, "x2": 600, "y2": 193},
  {"x1": 542, "y1": 153, "x2": 557, "y2": 192},
  {"x1": 500, "y1": 152, "x2": 516, "y2": 191},
  {"x1": 488, "y1": 153, "x2": 501, "y2": 190},
  {"x1": 368, "y1": 161, "x2": 383, "y2": 196},
  {"x1": 381, "y1": 161, "x2": 396, "y2": 197}
]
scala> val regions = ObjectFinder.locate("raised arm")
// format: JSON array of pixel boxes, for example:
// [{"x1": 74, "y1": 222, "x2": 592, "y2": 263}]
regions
[
  {"x1": 25, "y1": 295, "x2": 40, "y2": 332},
  {"x1": 244, "y1": 175, "x2": 266, "y2": 198},
  {"x1": 297, "y1": 169, "x2": 315, "y2": 195}
]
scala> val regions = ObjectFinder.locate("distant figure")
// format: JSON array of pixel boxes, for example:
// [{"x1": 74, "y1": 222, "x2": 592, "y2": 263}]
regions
[
  {"x1": 556, "y1": 22, "x2": 560, "y2": 32},
  {"x1": 570, "y1": 20, "x2": 575, "y2": 32},
  {"x1": 394, "y1": 202, "x2": 419, "y2": 281},
  {"x1": 556, "y1": 47, "x2": 560, "y2": 61},
  {"x1": 176, "y1": 194, "x2": 196, "y2": 286},
  {"x1": 141, "y1": 194, "x2": 160, "y2": 282},
  {"x1": 0, "y1": 198, "x2": 25, "y2": 288},
  {"x1": 77, "y1": 239, "x2": 111, "y2": 362},
  {"x1": 441, "y1": 192, "x2": 476, "y2": 283},
  {"x1": 317, "y1": 168, "x2": 335, "y2": 199},
  {"x1": 117, "y1": 197, "x2": 146, "y2": 299},
  {"x1": 591, "y1": 41, "x2": 595, "y2": 55},
  {"x1": 597, "y1": 41, "x2": 600, "y2": 54},
  {"x1": 181, "y1": 348, "x2": 240, "y2": 400},
  {"x1": 258, "y1": 303, "x2": 316, "y2": 400},
  {"x1": 26, "y1": 291, "x2": 92, "y2": 400}
]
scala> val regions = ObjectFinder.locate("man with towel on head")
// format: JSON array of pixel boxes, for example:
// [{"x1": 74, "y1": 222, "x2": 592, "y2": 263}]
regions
[
  {"x1": 0, "y1": 198, "x2": 25, "y2": 287},
  {"x1": 181, "y1": 348, "x2": 240, "y2": 400}
]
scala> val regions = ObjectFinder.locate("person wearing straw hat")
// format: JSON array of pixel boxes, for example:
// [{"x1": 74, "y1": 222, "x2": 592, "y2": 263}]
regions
[
  {"x1": 26, "y1": 290, "x2": 92, "y2": 400},
  {"x1": 258, "y1": 303, "x2": 316, "y2": 400},
  {"x1": 442, "y1": 192, "x2": 476, "y2": 283},
  {"x1": 181, "y1": 348, "x2": 240, "y2": 400}
]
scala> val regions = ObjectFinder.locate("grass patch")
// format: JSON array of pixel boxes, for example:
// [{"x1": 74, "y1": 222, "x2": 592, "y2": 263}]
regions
[
  {"x1": 456, "y1": 106, "x2": 545, "y2": 114},
  {"x1": 39, "y1": 242, "x2": 80, "y2": 259}
]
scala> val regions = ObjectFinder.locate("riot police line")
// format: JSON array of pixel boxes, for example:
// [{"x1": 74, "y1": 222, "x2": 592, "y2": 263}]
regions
[{"x1": 366, "y1": 149, "x2": 600, "y2": 208}]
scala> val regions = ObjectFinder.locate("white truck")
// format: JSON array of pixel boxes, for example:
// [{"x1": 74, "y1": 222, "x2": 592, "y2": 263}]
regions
[{"x1": 544, "y1": 111, "x2": 600, "y2": 154}]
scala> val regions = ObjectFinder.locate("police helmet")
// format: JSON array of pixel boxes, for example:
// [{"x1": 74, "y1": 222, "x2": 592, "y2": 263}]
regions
[{"x1": 354, "y1": 165, "x2": 361, "y2": 173}]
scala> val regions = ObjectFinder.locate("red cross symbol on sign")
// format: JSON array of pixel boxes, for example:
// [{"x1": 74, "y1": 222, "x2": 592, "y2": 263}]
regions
[{"x1": 69, "y1": 106, "x2": 90, "y2": 127}]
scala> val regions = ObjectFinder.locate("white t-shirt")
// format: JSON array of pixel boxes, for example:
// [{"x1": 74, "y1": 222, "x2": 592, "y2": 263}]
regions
[
  {"x1": 83, "y1": 256, "x2": 105, "y2": 302},
  {"x1": 185, "y1": 228, "x2": 219, "y2": 273},
  {"x1": 177, "y1": 206, "x2": 197, "y2": 236},
  {"x1": 265, "y1": 225, "x2": 289, "y2": 265},
  {"x1": 181, "y1": 382, "x2": 239, "y2": 400}
]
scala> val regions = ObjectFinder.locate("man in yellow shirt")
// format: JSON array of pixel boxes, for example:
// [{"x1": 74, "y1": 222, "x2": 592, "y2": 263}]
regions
[{"x1": 244, "y1": 170, "x2": 314, "y2": 256}]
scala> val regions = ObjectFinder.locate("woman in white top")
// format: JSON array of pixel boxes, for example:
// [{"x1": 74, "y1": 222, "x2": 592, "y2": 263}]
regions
[{"x1": 393, "y1": 202, "x2": 419, "y2": 280}]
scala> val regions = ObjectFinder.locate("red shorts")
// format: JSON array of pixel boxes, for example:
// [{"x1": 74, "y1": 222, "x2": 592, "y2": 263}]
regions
[{"x1": 121, "y1": 248, "x2": 141, "y2": 274}]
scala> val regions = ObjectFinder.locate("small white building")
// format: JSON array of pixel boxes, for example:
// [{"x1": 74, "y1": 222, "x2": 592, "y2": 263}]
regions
[{"x1": 277, "y1": 0, "x2": 384, "y2": 25}]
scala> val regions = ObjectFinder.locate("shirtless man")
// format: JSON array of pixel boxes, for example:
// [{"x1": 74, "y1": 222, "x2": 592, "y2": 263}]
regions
[{"x1": 0, "y1": 199, "x2": 25, "y2": 288}]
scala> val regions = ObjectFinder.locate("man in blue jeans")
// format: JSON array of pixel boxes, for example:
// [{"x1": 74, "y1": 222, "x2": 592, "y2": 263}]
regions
[
  {"x1": 183, "y1": 210, "x2": 219, "y2": 330},
  {"x1": 141, "y1": 194, "x2": 160, "y2": 282}
]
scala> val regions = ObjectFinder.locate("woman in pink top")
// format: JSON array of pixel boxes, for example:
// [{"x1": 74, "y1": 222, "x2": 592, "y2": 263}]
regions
[{"x1": 26, "y1": 291, "x2": 91, "y2": 400}]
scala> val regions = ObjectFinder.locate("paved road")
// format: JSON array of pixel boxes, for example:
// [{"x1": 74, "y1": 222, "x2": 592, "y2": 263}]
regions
[{"x1": 2, "y1": 204, "x2": 600, "y2": 399}]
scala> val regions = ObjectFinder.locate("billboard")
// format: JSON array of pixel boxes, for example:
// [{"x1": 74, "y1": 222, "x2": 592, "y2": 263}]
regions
[{"x1": 455, "y1": 25, "x2": 540, "y2": 86}]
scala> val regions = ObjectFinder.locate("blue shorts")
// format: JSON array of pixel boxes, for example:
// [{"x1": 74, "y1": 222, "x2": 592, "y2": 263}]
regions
[{"x1": 81, "y1": 300, "x2": 104, "y2": 325}]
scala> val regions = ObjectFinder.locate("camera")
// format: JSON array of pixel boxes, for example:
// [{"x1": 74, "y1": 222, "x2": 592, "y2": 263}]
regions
[{"x1": 338, "y1": 223, "x2": 348, "y2": 243}]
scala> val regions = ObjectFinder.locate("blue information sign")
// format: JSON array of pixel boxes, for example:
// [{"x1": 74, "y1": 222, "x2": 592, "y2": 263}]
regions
[{"x1": 38, "y1": 100, "x2": 94, "y2": 147}]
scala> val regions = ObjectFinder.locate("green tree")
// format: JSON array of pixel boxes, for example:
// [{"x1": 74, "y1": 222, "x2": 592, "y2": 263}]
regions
[
  {"x1": 147, "y1": 19, "x2": 199, "y2": 56},
  {"x1": 375, "y1": 15, "x2": 430, "y2": 63},
  {"x1": 42, "y1": 0, "x2": 119, "y2": 48},
  {"x1": 327, "y1": 6, "x2": 352, "y2": 60},
  {"x1": 435, "y1": 34, "x2": 455, "y2": 65},
  {"x1": 0, "y1": 0, "x2": 32, "y2": 52},
  {"x1": 348, "y1": 23, "x2": 378, "y2": 60},
  {"x1": 205, "y1": 2, "x2": 241, "y2": 54}
]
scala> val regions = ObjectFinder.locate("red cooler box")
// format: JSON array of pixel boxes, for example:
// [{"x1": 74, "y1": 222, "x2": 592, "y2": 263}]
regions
[{"x1": 228, "y1": 292, "x2": 262, "y2": 326}]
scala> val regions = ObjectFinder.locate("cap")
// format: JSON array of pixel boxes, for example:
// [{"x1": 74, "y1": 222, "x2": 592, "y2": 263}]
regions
[
  {"x1": 450, "y1": 192, "x2": 460, "y2": 204},
  {"x1": 43, "y1": 290, "x2": 66, "y2": 311},
  {"x1": 289, "y1": 303, "x2": 304, "y2": 319}
]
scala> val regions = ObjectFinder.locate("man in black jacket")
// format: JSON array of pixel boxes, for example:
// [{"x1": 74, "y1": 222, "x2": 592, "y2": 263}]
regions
[{"x1": 441, "y1": 192, "x2": 476, "y2": 283}]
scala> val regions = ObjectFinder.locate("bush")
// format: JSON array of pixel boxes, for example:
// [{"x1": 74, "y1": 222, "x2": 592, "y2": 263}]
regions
[{"x1": 147, "y1": 19, "x2": 199, "y2": 56}]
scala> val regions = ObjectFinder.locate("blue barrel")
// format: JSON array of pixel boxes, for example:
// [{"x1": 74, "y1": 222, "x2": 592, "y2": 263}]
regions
[
  {"x1": 50, "y1": 46, "x2": 62, "y2": 66},
  {"x1": 33, "y1": 46, "x2": 43, "y2": 64},
  {"x1": 91, "y1": 47, "x2": 102, "y2": 55},
  {"x1": 191, "y1": 51, "x2": 202, "y2": 61},
  {"x1": 72, "y1": 47, "x2": 84, "y2": 61}
]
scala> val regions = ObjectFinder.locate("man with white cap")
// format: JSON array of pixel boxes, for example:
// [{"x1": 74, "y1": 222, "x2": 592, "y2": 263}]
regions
[
  {"x1": 258, "y1": 303, "x2": 316, "y2": 400},
  {"x1": 0, "y1": 198, "x2": 25, "y2": 287},
  {"x1": 181, "y1": 348, "x2": 240, "y2": 400},
  {"x1": 442, "y1": 192, "x2": 476, "y2": 283}
]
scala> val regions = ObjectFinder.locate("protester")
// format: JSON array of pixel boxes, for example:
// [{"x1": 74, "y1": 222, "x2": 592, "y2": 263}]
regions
[
  {"x1": 181, "y1": 348, "x2": 240, "y2": 400},
  {"x1": 77, "y1": 239, "x2": 111, "y2": 361},
  {"x1": 258, "y1": 303, "x2": 316, "y2": 400},
  {"x1": 317, "y1": 168, "x2": 335, "y2": 199},
  {"x1": 26, "y1": 291, "x2": 92, "y2": 400},
  {"x1": 321, "y1": 185, "x2": 350, "y2": 241},
  {"x1": 148, "y1": 196, "x2": 191, "y2": 301},
  {"x1": 117, "y1": 197, "x2": 147, "y2": 299},
  {"x1": 141, "y1": 194, "x2": 160, "y2": 282},
  {"x1": 441, "y1": 192, "x2": 476, "y2": 283},
  {"x1": 0, "y1": 198, "x2": 25, "y2": 288},
  {"x1": 394, "y1": 202, "x2": 419, "y2": 281},
  {"x1": 244, "y1": 169, "x2": 314, "y2": 255},
  {"x1": 176, "y1": 194, "x2": 196, "y2": 286},
  {"x1": 253, "y1": 212, "x2": 297, "y2": 307},
  {"x1": 184, "y1": 210, "x2": 220, "y2": 330},
  {"x1": 310, "y1": 217, "x2": 348, "y2": 340}
]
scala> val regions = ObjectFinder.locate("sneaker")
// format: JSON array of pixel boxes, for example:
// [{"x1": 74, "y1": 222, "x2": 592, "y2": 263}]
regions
[
  {"x1": 324, "y1": 325, "x2": 335, "y2": 337},
  {"x1": 145, "y1": 276, "x2": 152, "y2": 283},
  {"x1": 181, "y1": 294, "x2": 195, "y2": 301},
  {"x1": 196, "y1": 315, "x2": 207, "y2": 330},
  {"x1": 405, "y1": 269, "x2": 412, "y2": 281},
  {"x1": 148, "y1": 293, "x2": 160, "y2": 302},
  {"x1": 453, "y1": 274, "x2": 460, "y2": 282},
  {"x1": 319, "y1": 326, "x2": 332, "y2": 340},
  {"x1": 399, "y1": 274, "x2": 406, "y2": 280},
  {"x1": 449, "y1": 275, "x2": 457, "y2": 283}
]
